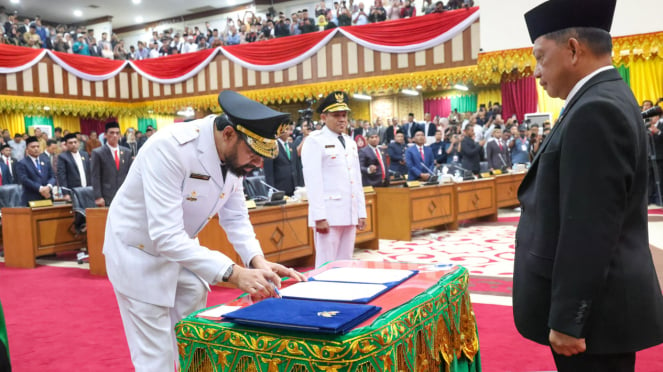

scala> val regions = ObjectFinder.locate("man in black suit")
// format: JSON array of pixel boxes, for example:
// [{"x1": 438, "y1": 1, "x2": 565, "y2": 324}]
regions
[
  {"x1": 359, "y1": 130, "x2": 388, "y2": 187},
  {"x1": 387, "y1": 131, "x2": 408, "y2": 177},
  {"x1": 384, "y1": 117, "x2": 402, "y2": 144},
  {"x1": 514, "y1": 1, "x2": 663, "y2": 371},
  {"x1": 485, "y1": 127, "x2": 509, "y2": 171},
  {"x1": 402, "y1": 113, "x2": 421, "y2": 143},
  {"x1": 422, "y1": 113, "x2": 437, "y2": 144},
  {"x1": 263, "y1": 124, "x2": 302, "y2": 196},
  {"x1": 15, "y1": 136, "x2": 55, "y2": 206},
  {"x1": 57, "y1": 133, "x2": 91, "y2": 201},
  {"x1": 90, "y1": 122, "x2": 133, "y2": 207},
  {"x1": 0, "y1": 144, "x2": 17, "y2": 183},
  {"x1": 459, "y1": 125, "x2": 485, "y2": 175}
]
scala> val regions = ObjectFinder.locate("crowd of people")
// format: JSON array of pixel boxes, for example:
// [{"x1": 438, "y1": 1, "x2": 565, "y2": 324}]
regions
[{"x1": 0, "y1": 0, "x2": 472, "y2": 59}]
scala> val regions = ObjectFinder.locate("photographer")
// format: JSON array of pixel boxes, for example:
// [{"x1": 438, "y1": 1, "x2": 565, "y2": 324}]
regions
[
  {"x1": 528, "y1": 123, "x2": 542, "y2": 158},
  {"x1": 446, "y1": 128, "x2": 462, "y2": 164},
  {"x1": 509, "y1": 123, "x2": 530, "y2": 164},
  {"x1": 368, "y1": 0, "x2": 387, "y2": 22}
]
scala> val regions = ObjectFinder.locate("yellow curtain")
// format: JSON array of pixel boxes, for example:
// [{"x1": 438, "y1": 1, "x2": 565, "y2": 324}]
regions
[
  {"x1": 0, "y1": 113, "x2": 25, "y2": 136},
  {"x1": 349, "y1": 100, "x2": 370, "y2": 122},
  {"x1": 117, "y1": 115, "x2": 138, "y2": 133},
  {"x1": 151, "y1": 114, "x2": 176, "y2": 129},
  {"x1": 536, "y1": 82, "x2": 565, "y2": 123},
  {"x1": 53, "y1": 115, "x2": 81, "y2": 133},
  {"x1": 477, "y1": 88, "x2": 502, "y2": 107},
  {"x1": 629, "y1": 57, "x2": 663, "y2": 106}
]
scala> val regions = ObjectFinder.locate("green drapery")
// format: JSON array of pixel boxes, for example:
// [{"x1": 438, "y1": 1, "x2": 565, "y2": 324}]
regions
[
  {"x1": 450, "y1": 94, "x2": 478, "y2": 113},
  {"x1": 137, "y1": 118, "x2": 157, "y2": 133},
  {"x1": 615, "y1": 64, "x2": 630, "y2": 88},
  {"x1": 0, "y1": 300, "x2": 10, "y2": 368},
  {"x1": 24, "y1": 116, "x2": 54, "y2": 136}
]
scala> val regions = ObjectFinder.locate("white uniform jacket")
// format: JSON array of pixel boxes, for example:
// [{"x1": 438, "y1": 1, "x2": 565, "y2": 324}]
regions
[
  {"x1": 103, "y1": 116, "x2": 263, "y2": 307},
  {"x1": 301, "y1": 126, "x2": 366, "y2": 227}
]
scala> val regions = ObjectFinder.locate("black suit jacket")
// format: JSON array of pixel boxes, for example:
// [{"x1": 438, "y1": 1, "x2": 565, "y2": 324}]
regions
[
  {"x1": 387, "y1": 142, "x2": 408, "y2": 176},
  {"x1": 15, "y1": 155, "x2": 56, "y2": 206},
  {"x1": 57, "y1": 151, "x2": 91, "y2": 194},
  {"x1": 460, "y1": 137, "x2": 482, "y2": 174},
  {"x1": 358, "y1": 145, "x2": 387, "y2": 187},
  {"x1": 384, "y1": 125, "x2": 401, "y2": 143},
  {"x1": 90, "y1": 145, "x2": 133, "y2": 206},
  {"x1": 485, "y1": 139, "x2": 509, "y2": 170},
  {"x1": 0, "y1": 162, "x2": 13, "y2": 185},
  {"x1": 263, "y1": 141, "x2": 302, "y2": 196},
  {"x1": 514, "y1": 68, "x2": 663, "y2": 353}
]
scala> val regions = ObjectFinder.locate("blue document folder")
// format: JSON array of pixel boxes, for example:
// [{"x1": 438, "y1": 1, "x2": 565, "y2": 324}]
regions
[{"x1": 222, "y1": 298, "x2": 381, "y2": 334}]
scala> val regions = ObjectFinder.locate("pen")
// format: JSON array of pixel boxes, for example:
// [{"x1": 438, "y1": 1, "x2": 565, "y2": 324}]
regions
[{"x1": 272, "y1": 283, "x2": 282, "y2": 298}]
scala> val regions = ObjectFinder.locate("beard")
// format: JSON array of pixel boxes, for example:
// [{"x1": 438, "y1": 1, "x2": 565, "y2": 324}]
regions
[{"x1": 224, "y1": 141, "x2": 258, "y2": 177}]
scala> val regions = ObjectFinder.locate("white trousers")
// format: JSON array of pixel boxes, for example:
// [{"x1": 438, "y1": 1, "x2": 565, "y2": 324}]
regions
[
  {"x1": 314, "y1": 225, "x2": 357, "y2": 268},
  {"x1": 114, "y1": 268, "x2": 207, "y2": 372}
]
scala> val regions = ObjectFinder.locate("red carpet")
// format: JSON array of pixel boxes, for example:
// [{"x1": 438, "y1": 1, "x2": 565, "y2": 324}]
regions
[{"x1": 1, "y1": 263, "x2": 663, "y2": 371}]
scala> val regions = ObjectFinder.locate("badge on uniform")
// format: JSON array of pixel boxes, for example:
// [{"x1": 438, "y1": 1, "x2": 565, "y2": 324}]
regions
[
  {"x1": 186, "y1": 191, "x2": 198, "y2": 201},
  {"x1": 190, "y1": 173, "x2": 211, "y2": 181},
  {"x1": 324, "y1": 144, "x2": 337, "y2": 159}
]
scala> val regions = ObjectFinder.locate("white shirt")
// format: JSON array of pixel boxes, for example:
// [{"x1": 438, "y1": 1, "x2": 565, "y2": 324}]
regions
[{"x1": 72, "y1": 151, "x2": 87, "y2": 187}]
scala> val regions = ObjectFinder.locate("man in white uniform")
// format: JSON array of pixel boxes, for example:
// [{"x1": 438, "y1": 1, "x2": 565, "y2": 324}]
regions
[
  {"x1": 103, "y1": 90, "x2": 306, "y2": 371},
  {"x1": 302, "y1": 91, "x2": 366, "y2": 268}
]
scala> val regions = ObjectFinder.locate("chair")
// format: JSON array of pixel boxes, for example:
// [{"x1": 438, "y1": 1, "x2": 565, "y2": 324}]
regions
[
  {"x1": 243, "y1": 175, "x2": 270, "y2": 201},
  {"x1": 64, "y1": 186, "x2": 96, "y2": 264},
  {"x1": 0, "y1": 184, "x2": 23, "y2": 209},
  {"x1": 0, "y1": 184, "x2": 24, "y2": 256}
]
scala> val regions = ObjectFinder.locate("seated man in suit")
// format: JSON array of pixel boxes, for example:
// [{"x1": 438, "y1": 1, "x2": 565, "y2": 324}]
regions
[
  {"x1": 15, "y1": 136, "x2": 55, "y2": 206},
  {"x1": 57, "y1": 133, "x2": 91, "y2": 201},
  {"x1": 460, "y1": 125, "x2": 486, "y2": 175},
  {"x1": 387, "y1": 131, "x2": 408, "y2": 178},
  {"x1": 0, "y1": 145, "x2": 17, "y2": 183},
  {"x1": 405, "y1": 129, "x2": 435, "y2": 181},
  {"x1": 359, "y1": 130, "x2": 388, "y2": 187},
  {"x1": 263, "y1": 123, "x2": 302, "y2": 196},
  {"x1": 90, "y1": 122, "x2": 133, "y2": 207},
  {"x1": 0, "y1": 160, "x2": 12, "y2": 185}
]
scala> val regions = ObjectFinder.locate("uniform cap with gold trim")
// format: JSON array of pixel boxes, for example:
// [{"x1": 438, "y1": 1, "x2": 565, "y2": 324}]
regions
[
  {"x1": 316, "y1": 91, "x2": 352, "y2": 114},
  {"x1": 217, "y1": 90, "x2": 291, "y2": 159},
  {"x1": 524, "y1": 0, "x2": 616, "y2": 43}
]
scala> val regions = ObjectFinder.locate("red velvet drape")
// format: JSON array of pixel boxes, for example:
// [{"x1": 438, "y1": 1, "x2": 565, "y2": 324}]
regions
[
  {"x1": 424, "y1": 98, "x2": 452, "y2": 118},
  {"x1": 501, "y1": 76, "x2": 538, "y2": 122},
  {"x1": 79, "y1": 117, "x2": 117, "y2": 136}
]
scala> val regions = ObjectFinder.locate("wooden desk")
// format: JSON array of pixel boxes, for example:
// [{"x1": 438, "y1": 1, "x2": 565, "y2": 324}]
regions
[
  {"x1": 376, "y1": 184, "x2": 456, "y2": 241},
  {"x1": 355, "y1": 192, "x2": 379, "y2": 249},
  {"x1": 86, "y1": 208, "x2": 109, "y2": 276},
  {"x1": 2, "y1": 205, "x2": 85, "y2": 268},
  {"x1": 495, "y1": 172, "x2": 526, "y2": 208},
  {"x1": 455, "y1": 178, "x2": 498, "y2": 222}
]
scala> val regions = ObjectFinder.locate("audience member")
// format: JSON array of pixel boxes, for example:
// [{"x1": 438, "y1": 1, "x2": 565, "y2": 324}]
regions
[
  {"x1": 405, "y1": 129, "x2": 435, "y2": 181},
  {"x1": 90, "y1": 122, "x2": 133, "y2": 207},
  {"x1": 430, "y1": 129, "x2": 448, "y2": 165},
  {"x1": 8, "y1": 134, "x2": 25, "y2": 161},
  {"x1": 387, "y1": 131, "x2": 408, "y2": 176},
  {"x1": 263, "y1": 124, "x2": 302, "y2": 196},
  {"x1": 16, "y1": 136, "x2": 55, "y2": 206},
  {"x1": 460, "y1": 125, "x2": 485, "y2": 174},
  {"x1": 56, "y1": 133, "x2": 90, "y2": 201},
  {"x1": 359, "y1": 130, "x2": 388, "y2": 187}
]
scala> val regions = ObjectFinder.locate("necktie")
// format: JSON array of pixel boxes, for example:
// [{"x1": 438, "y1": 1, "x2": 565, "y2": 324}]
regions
[
  {"x1": 499, "y1": 141, "x2": 503, "y2": 151},
  {"x1": 338, "y1": 135, "x2": 346, "y2": 149},
  {"x1": 283, "y1": 142, "x2": 291, "y2": 160},
  {"x1": 114, "y1": 149, "x2": 120, "y2": 170},
  {"x1": 375, "y1": 148, "x2": 385, "y2": 180},
  {"x1": 419, "y1": 146, "x2": 424, "y2": 161},
  {"x1": 35, "y1": 158, "x2": 42, "y2": 173}
]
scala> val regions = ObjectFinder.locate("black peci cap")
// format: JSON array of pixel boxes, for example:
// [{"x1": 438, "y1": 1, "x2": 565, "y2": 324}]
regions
[
  {"x1": 63, "y1": 133, "x2": 77, "y2": 142},
  {"x1": 105, "y1": 121, "x2": 120, "y2": 132},
  {"x1": 525, "y1": 0, "x2": 616, "y2": 43},
  {"x1": 316, "y1": 91, "x2": 351, "y2": 114},
  {"x1": 25, "y1": 136, "x2": 39, "y2": 145},
  {"x1": 217, "y1": 90, "x2": 291, "y2": 159}
]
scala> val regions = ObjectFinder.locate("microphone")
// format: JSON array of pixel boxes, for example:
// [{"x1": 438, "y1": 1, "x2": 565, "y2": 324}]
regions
[
  {"x1": 259, "y1": 180, "x2": 282, "y2": 198},
  {"x1": 642, "y1": 106, "x2": 662, "y2": 119}
]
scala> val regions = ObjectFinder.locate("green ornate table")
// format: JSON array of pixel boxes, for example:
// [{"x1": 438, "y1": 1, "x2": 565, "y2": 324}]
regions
[{"x1": 176, "y1": 261, "x2": 481, "y2": 372}]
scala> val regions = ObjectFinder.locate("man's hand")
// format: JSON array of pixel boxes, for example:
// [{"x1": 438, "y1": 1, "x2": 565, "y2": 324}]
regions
[
  {"x1": 250, "y1": 255, "x2": 307, "y2": 282},
  {"x1": 357, "y1": 218, "x2": 366, "y2": 231},
  {"x1": 420, "y1": 173, "x2": 430, "y2": 181},
  {"x1": 63, "y1": 194, "x2": 71, "y2": 202},
  {"x1": 227, "y1": 265, "x2": 282, "y2": 297},
  {"x1": 315, "y1": 219, "x2": 330, "y2": 234},
  {"x1": 549, "y1": 329, "x2": 586, "y2": 356},
  {"x1": 479, "y1": 139, "x2": 486, "y2": 147},
  {"x1": 95, "y1": 198, "x2": 105, "y2": 207},
  {"x1": 368, "y1": 165, "x2": 377, "y2": 174},
  {"x1": 39, "y1": 186, "x2": 51, "y2": 199}
]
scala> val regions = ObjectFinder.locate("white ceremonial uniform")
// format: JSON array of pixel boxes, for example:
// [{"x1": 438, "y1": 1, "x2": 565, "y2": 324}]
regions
[
  {"x1": 301, "y1": 126, "x2": 366, "y2": 267},
  {"x1": 103, "y1": 115, "x2": 263, "y2": 371}
]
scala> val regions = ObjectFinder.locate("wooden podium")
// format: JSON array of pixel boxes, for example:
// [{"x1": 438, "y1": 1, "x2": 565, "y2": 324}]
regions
[{"x1": 2, "y1": 206, "x2": 85, "y2": 268}]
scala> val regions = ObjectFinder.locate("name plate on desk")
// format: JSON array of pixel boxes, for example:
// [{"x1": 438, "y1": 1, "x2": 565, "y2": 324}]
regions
[
  {"x1": 362, "y1": 186, "x2": 375, "y2": 193},
  {"x1": 406, "y1": 181, "x2": 421, "y2": 188},
  {"x1": 492, "y1": 169, "x2": 503, "y2": 175},
  {"x1": 245, "y1": 200, "x2": 257, "y2": 209},
  {"x1": 29, "y1": 200, "x2": 54, "y2": 208},
  {"x1": 480, "y1": 172, "x2": 492, "y2": 179}
]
